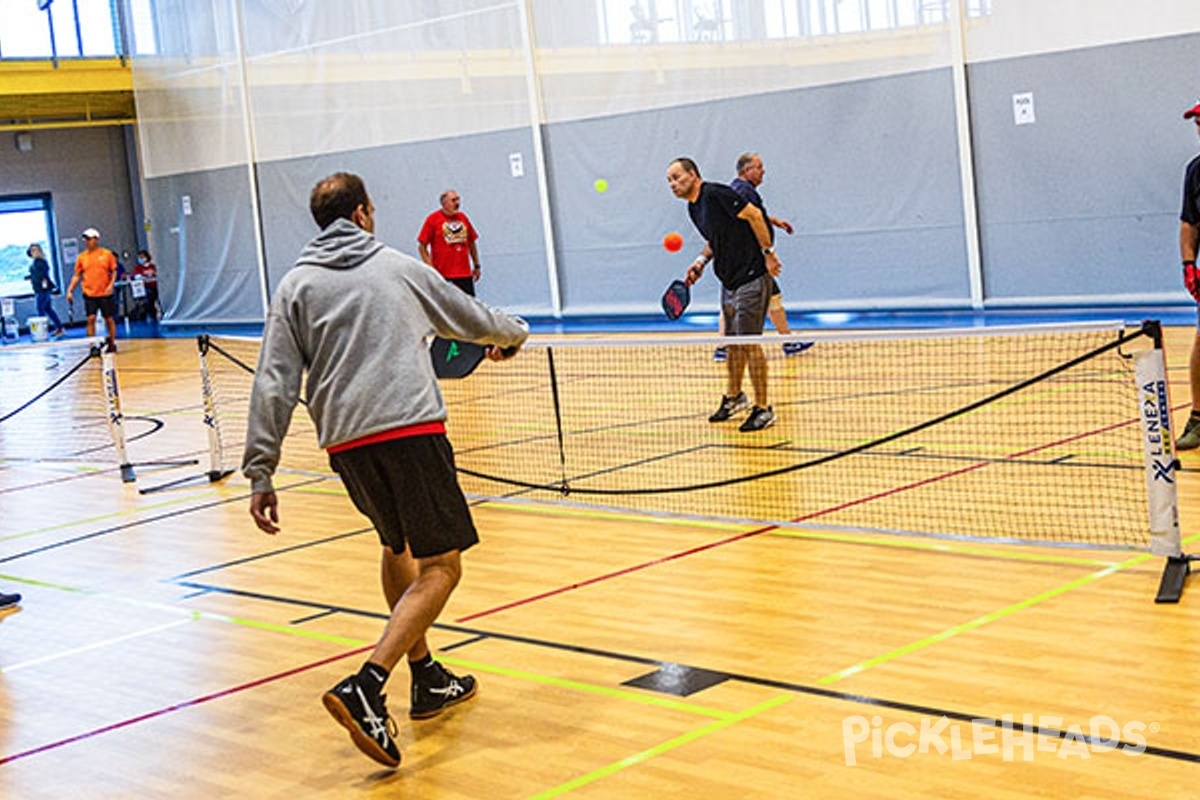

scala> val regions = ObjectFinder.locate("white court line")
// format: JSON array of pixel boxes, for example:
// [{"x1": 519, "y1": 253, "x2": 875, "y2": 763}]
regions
[{"x1": 0, "y1": 617, "x2": 195, "y2": 674}]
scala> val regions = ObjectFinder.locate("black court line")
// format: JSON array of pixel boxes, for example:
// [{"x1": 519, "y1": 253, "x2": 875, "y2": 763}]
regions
[
  {"x1": 164, "y1": 580, "x2": 1200, "y2": 765},
  {"x1": 168, "y1": 527, "x2": 373, "y2": 581},
  {"x1": 438, "y1": 634, "x2": 488, "y2": 653},
  {"x1": 290, "y1": 609, "x2": 338, "y2": 625},
  {"x1": 0, "y1": 476, "x2": 328, "y2": 564}
]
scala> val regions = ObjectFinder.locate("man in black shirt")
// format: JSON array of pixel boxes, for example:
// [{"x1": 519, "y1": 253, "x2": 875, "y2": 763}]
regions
[
  {"x1": 667, "y1": 156, "x2": 781, "y2": 432},
  {"x1": 1177, "y1": 100, "x2": 1200, "y2": 450}
]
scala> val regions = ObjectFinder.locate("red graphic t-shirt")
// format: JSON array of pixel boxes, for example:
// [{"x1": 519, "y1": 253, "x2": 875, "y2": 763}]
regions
[{"x1": 417, "y1": 210, "x2": 478, "y2": 279}]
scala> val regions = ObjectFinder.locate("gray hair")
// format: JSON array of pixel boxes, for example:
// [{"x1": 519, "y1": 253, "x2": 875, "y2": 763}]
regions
[{"x1": 735, "y1": 152, "x2": 759, "y2": 175}]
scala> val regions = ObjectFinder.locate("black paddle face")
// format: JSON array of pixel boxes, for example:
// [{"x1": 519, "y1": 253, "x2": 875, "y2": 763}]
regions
[
  {"x1": 662, "y1": 279, "x2": 690, "y2": 320},
  {"x1": 430, "y1": 337, "x2": 487, "y2": 379}
]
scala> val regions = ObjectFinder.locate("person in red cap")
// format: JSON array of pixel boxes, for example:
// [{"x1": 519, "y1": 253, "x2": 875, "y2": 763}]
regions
[{"x1": 1177, "y1": 100, "x2": 1200, "y2": 449}]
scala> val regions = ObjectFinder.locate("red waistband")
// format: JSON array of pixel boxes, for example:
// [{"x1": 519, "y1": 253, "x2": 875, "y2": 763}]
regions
[{"x1": 326, "y1": 421, "x2": 446, "y2": 454}]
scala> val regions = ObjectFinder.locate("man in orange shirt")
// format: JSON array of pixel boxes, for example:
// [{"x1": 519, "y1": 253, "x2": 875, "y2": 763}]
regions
[{"x1": 65, "y1": 227, "x2": 119, "y2": 352}]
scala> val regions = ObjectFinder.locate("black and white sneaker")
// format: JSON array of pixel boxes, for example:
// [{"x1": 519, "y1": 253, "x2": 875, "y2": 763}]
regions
[
  {"x1": 322, "y1": 674, "x2": 401, "y2": 768},
  {"x1": 739, "y1": 405, "x2": 776, "y2": 432},
  {"x1": 708, "y1": 391, "x2": 750, "y2": 423},
  {"x1": 410, "y1": 661, "x2": 477, "y2": 720}
]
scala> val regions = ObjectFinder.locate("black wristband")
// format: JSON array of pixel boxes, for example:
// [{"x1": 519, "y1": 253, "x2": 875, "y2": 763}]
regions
[{"x1": 1186, "y1": 260, "x2": 1197, "y2": 267}]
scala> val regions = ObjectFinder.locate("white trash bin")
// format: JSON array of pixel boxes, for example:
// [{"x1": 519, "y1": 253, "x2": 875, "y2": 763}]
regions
[{"x1": 28, "y1": 316, "x2": 49, "y2": 342}]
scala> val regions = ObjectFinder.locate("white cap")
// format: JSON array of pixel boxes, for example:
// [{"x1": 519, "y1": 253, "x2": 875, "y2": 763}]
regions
[{"x1": 82, "y1": 227, "x2": 100, "y2": 239}]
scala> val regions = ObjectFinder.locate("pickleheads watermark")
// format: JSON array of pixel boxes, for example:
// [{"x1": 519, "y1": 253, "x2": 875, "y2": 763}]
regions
[{"x1": 842, "y1": 714, "x2": 1156, "y2": 766}]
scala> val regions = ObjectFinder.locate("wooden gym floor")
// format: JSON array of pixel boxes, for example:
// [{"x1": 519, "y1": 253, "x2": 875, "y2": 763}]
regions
[{"x1": 2, "y1": 329, "x2": 1200, "y2": 798}]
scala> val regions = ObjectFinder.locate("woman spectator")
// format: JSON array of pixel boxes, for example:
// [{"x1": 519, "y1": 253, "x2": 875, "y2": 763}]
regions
[{"x1": 24, "y1": 243, "x2": 66, "y2": 338}]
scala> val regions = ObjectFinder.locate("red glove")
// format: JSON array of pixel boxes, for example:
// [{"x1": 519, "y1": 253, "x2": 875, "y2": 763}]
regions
[{"x1": 1185, "y1": 261, "x2": 1200, "y2": 302}]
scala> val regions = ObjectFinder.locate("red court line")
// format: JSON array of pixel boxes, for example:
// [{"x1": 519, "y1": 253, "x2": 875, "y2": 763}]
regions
[
  {"x1": 455, "y1": 525, "x2": 777, "y2": 623},
  {"x1": 457, "y1": 411, "x2": 1151, "y2": 623},
  {"x1": 0, "y1": 644, "x2": 372, "y2": 766}
]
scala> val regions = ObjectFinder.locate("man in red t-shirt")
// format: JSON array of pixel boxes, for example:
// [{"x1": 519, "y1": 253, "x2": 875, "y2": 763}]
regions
[{"x1": 417, "y1": 190, "x2": 481, "y2": 296}]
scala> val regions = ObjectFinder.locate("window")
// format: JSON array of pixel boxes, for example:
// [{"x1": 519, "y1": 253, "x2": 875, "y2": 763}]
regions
[
  {"x1": 0, "y1": 0, "x2": 159, "y2": 59},
  {"x1": 595, "y1": 0, "x2": 992, "y2": 44},
  {"x1": 0, "y1": 195, "x2": 59, "y2": 300}
]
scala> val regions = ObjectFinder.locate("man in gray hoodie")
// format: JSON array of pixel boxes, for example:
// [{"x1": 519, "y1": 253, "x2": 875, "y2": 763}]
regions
[{"x1": 243, "y1": 172, "x2": 528, "y2": 769}]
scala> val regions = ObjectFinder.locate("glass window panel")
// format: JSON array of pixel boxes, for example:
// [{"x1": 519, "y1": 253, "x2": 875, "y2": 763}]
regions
[{"x1": 0, "y1": 196, "x2": 57, "y2": 300}]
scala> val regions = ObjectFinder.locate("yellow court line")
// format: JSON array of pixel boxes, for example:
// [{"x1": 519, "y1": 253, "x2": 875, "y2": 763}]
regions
[
  {"x1": 0, "y1": 488, "x2": 224, "y2": 543},
  {"x1": 526, "y1": 695, "x2": 792, "y2": 800},
  {"x1": 818, "y1": 534, "x2": 1200, "y2": 686},
  {"x1": 441, "y1": 656, "x2": 733, "y2": 721},
  {"x1": 769, "y1": 527, "x2": 1119, "y2": 568},
  {"x1": 0, "y1": 476, "x2": 326, "y2": 544},
  {"x1": 478, "y1": 497, "x2": 1121, "y2": 568},
  {"x1": 472, "y1": 496, "x2": 750, "y2": 532}
]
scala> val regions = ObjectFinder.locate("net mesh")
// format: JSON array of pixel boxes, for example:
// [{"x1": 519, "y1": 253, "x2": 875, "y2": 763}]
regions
[
  {"x1": 199, "y1": 335, "x2": 322, "y2": 477},
  {"x1": 0, "y1": 339, "x2": 123, "y2": 466},
  {"x1": 198, "y1": 322, "x2": 1155, "y2": 548}
]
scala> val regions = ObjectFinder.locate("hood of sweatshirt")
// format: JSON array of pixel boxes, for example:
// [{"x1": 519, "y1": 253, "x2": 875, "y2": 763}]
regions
[{"x1": 295, "y1": 218, "x2": 386, "y2": 270}]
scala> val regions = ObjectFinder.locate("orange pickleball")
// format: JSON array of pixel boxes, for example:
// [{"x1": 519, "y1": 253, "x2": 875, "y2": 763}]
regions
[{"x1": 662, "y1": 231, "x2": 684, "y2": 252}]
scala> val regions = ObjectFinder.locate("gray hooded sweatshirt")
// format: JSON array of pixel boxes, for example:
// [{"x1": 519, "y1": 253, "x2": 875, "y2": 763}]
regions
[{"x1": 242, "y1": 218, "x2": 529, "y2": 493}]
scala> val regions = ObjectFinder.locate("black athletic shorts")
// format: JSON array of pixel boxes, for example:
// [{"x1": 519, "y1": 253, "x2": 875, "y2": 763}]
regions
[
  {"x1": 449, "y1": 276, "x2": 476, "y2": 296},
  {"x1": 84, "y1": 294, "x2": 117, "y2": 319},
  {"x1": 328, "y1": 434, "x2": 479, "y2": 558}
]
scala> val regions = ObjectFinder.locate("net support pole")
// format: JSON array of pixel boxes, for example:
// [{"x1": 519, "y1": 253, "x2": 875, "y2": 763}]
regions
[
  {"x1": 100, "y1": 348, "x2": 136, "y2": 484},
  {"x1": 198, "y1": 334, "x2": 234, "y2": 483},
  {"x1": 1133, "y1": 327, "x2": 1190, "y2": 602}
]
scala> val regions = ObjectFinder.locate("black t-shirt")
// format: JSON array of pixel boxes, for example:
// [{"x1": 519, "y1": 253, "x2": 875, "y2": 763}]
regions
[
  {"x1": 1182, "y1": 153, "x2": 1200, "y2": 226},
  {"x1": 688, "y1": 182, "x2": 765, "y2": 291},
  {"x1": 28, "y1": 257, "x2": 54, "y2": 293}
]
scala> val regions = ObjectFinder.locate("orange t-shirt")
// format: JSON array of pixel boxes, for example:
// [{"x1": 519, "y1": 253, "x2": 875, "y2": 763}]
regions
[{"x1": 74, "y1": 248, "x2": 117, "y2": 297}]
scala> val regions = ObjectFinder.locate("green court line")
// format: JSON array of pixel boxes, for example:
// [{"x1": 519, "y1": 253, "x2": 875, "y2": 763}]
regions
[
  {"x1": 0, "y1": 573, "x2": 732, "y2": 718},
  {"x1": 440, "y1": 656, "x2": 732, "y2": 721},
  {"x1": 525, "y1": 695, "x2": 791, "y2": 800},
  {"x1": 0, "y1": 574, "x2": 369, "y2": 648},
  {"x1": 217, "y1": 614, "x2": 368, "y2": 647},
  {"x1": 817, "y1": 534, "x2": 1200, "y2": 686}
]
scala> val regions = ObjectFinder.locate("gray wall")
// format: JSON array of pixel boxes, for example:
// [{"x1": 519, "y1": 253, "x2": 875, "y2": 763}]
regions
[
  {"x1": 254, "y1": 128, "x2": 553, "y2": 316},
  {"x1": 0, "y1": 126, "x2": 138, "y2": 324},
  {"x1": 14, "y1": 31, "x2": 1200, "y2": 324},
  {"x1": 968, "y1": 31, "x2": 1200, "y2": 305},
  {"x1": 544, "y1": 68, "x2": 970, "y2": 315},
  {"x1": 144, "y1": 166, "x2": 263, "y2": 323}
]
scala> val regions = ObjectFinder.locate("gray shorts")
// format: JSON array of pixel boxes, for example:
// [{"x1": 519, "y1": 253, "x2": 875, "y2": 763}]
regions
[{"x1": 721, "y1": 275, "x2": 771, "y2": 336}]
